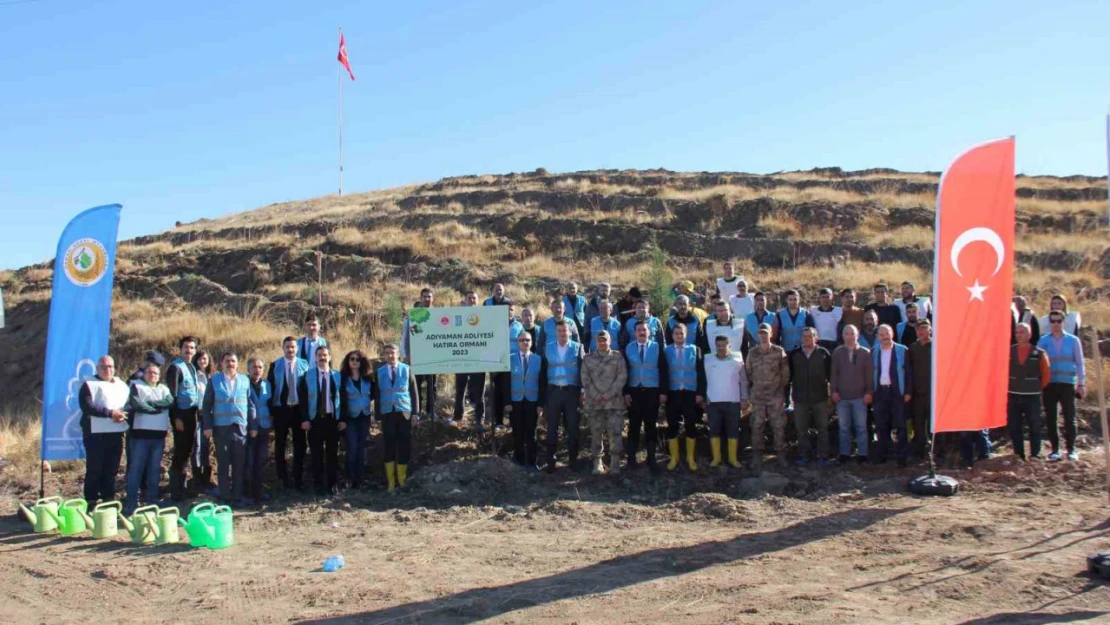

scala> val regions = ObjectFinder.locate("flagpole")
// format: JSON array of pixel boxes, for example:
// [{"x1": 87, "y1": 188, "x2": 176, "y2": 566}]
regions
[{"x1": 338, "y1": 26, "x2": 344, "y2": 197}]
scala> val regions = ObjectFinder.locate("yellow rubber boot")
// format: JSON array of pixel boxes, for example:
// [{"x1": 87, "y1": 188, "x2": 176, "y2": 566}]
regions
[
  {"x1": 396, "y1": 464, "x2": 408, "y2": 488},
  {"x1": 686, "y1": 437, "x2": 698, "y2": 471},
  {"x1": 385, "y1": 462, "x2": 396, "y2": 493},
  {"x1": 666, "y1": 439, "x2": 680, "y2": 471},
  {"x1": 727, "y1": 439, "x2": 742, "y2": 469},
  {"x1": 710, "y1": 437, "x2": 722, "y2": 468}
]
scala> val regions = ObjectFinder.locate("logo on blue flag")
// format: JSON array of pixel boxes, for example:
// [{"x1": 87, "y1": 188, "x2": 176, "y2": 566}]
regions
[{"x1": 41, "y1": 204, "x2": 122, "y2": 461}]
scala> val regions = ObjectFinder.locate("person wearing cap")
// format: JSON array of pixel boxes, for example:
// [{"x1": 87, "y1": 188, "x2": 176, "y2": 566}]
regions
[
  {"x1": 728, "y1": 280, "x2": 756, "y2": 321},
  {"x1": 1037, "y1": 309, "x2": 1087, "y2": 461},
  {"x1": 666, "y1": 295, "x2": 703, "y2": 346},
  {"x1": 746, "y1": 323, "x2": 790, "y2": 474},
  {"x1": 907, "y1": 319, "x2": 933, "y2": 462},
  {"x1": 581, "y1": 329, "x2": 628, "y2": 475},
  {"x1": 1009, "y1": 322, "x2": 1051, "y2": 461},
  {"x1": 130, "y1": 349, "x2": 166, "y2": 382},
  {"x1": 809, "y1": 288, "x2": 842, "y2": 353},
  {"x1": 674, "y1": 280, "x2": 706, "y2": 311}
]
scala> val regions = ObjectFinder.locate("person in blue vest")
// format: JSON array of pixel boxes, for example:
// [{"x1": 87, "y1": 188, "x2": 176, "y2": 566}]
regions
[
  {"x1": 339, "y1": 349, "x2": 373, "y2": 489},
  {"x1": 376, "y1": 343, "x2": 420, "y2": 492},
  {"x1": 297, "y1": 346, "x2": 343, "y2": 496},
  {"x1": 483, "y1": 282, "x2": 512, "y2": 307},
  {"x1": 1037, "y1": 310, "x2": 1087, "y2": 462},
  {"x1": 452, "y1": 290, "x2": 488, "y2": 429},
  {"x1": 563, "y1": 282, "x2": 588, "y2": 336},
  {"x1": 191, "y1": 350, "x2": 217, "y2": 493},
  {"x1": 894, "y1": 302, "x2": 921, "y2": 347},
  {"x1": 662, "y1": 323, "x2": 706, "y2": 472},
  {"x1": 858, "y1": 311, "x2": 879, "y2": 350},
  {"x1": 666, "y1": 295, "x2": 702, "y2": 347},
  {"x1": 539, "y1": 297, "x2": 581, "y2": 348},
  {"x1": 587, "y1": 299, "x2": 623, "y2": 352},
  {"x1": 245, "y1": 357, "x2": 273, "y2": 504},
  {"x1": 741, "y1": 292, "x2": 777, "y2": 359},
  {"x1": 584, "y1": 282, "x2": 612, "y2": 330},
  {"x1": 543, "y1": 320, "x2": 584, "y2": 473},
  {"x1": 489, "y1": 303, "x2": 524, "y2": 432},
  {"x1": 165, "y1": 335, "x2": 200, "y2": 501},
  {"x1": 621, "y1": 298, "x2": 666, "y2": 347},
  {"x1": 201, "y1": 352, "x2": 256, "y2": 505},
  {"x1": 623, "y1": 320, "x2": 667, "y2": 471},
  {"x1": 871, "y1": 326, "x2": 914, "y2": 466},
  {"x1": 268, "y1": 336, "x2": 311, "y2": 490},
  {"x1": 505, "y1": 332, "x2": 546, "y2": 468},
  {"x1": 297, "y1": 313, "x2": 329, "y2": 362},
  {"x1": 775, "y1": 289, "x2": 814, "y2": 353}
]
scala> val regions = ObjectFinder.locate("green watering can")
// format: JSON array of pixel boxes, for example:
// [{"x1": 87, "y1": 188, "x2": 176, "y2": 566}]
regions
[
  {"x1": 177, "y1": 502, "x2": 215, "y2": 548},
  {"x1": 177, "y1": 503, "x2": 234, "y2": 549},
  {"x1": 122, "y1": 505, "x2": 160, "y2": 544},
  {"x1": 18, "y1": 496, "x2": 63, "y2": 533},
  {"x1": 75, "y1": 501, "x2": 124, "y2": 540},
  {"x1": 42, "y1": 499, "x2": 89, "y2": 537},
  {"x1": 156, "y1": 507, "x2": 181, "y2": 546}
]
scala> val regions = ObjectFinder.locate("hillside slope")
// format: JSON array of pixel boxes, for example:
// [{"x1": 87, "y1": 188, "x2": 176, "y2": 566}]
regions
[{"x1": 1, "y1": 167, "x2": 1107, "y2": 414}]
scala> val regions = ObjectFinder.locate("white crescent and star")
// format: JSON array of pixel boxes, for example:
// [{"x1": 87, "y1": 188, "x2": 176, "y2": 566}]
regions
[{"x1": 949, "y1": 227, "x2": 1006, "y2": 303}]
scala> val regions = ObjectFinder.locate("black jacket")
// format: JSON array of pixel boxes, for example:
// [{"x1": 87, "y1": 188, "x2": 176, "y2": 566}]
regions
[{"x1": 787, "y1": 346, "x2": 832, "y2": 404}]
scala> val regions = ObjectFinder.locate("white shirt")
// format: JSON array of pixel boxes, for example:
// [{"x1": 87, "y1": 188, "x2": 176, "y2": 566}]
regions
[
  {"x1": 705, "y1": 353, "x2": 748, "y2": 403},
  {"x1": 809, "y1": 306, "x2": 843, "y2": 343},
  {"x1": 879, "y1": 347, "x2": 893, "y2": 386},
  {"x1": 704, "y1": 316, "x2": 745, "y2": 356},
  {"x1": 716, "y1": 276, "x2": 745, "y2": 301},
  {"x1": 897, "y1": 297, "x2": 932, "y2": 323},
  {"x1": 1039, "y1": 311, "x2": 1080, "y2": 336},
  {"x1": 729, "y1": 294, "x2": 755, "y2": 320},
  {"x1": 557, "y1": 342, "x2": 571, "y2": 361}
]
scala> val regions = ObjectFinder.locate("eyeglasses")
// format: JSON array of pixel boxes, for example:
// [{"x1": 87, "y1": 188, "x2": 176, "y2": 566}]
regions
[
  {"x1": 1050, "y1": 319, "x2": 1064, "y2": 324},
  {"x1": 348, "y1": 357, "x2": 361, "y2": 362}
]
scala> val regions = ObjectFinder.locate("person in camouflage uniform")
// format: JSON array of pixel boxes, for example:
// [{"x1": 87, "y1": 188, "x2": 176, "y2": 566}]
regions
[
  {"x1": 581, "y1": 330, "x2": 629, "y2": 475},
  {"x1": 746, "y1": 323, "x2": 790, "y2": 474}
]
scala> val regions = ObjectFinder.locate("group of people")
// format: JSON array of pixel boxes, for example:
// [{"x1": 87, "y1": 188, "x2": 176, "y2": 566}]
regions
[{"x1": 77, "y1": 262, "x2": 1090, "y2": 512}]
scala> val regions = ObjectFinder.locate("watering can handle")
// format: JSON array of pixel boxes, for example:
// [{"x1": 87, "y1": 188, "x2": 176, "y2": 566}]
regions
[
  {"x1": 213, "y1": 505, "x2": 232, "y2": 515},
  {"x1": 94, "y1": 501, "x2": 122, "y2": 513},
  {"x1": 191, "y1": 502, "x2": 215, "y2": 515},
  {"x1": 37, "y1": 496, "x2": 63, "y2": 505},
  {"x1": 158, "y1": 506, "x2": 181, "y2": 516},
  {"x1": 141, "y1": 510, "x2": 160, "y2": 538},
  {"x1": 62, "y1": 498, "x2": 87, "y2": 510}
]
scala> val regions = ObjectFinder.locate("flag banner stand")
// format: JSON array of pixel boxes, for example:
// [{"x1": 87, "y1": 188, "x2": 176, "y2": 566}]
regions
[{"x1": 910, "y1": 137, "x2": 1015, "y2": 497}]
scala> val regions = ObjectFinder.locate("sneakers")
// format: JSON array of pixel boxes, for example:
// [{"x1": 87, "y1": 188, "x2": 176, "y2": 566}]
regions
[
  {"x1": 1067, "y1": 451, "x2": 1079, "y2": 461},
  {"x1": 1047, "y1": 451, "x2": 1062, "y2": 462}
]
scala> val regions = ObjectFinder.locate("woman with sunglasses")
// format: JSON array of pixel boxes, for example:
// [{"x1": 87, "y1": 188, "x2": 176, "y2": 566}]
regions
[{"x1": 339, "y1": 349, "x2": 373, "y2": 488}]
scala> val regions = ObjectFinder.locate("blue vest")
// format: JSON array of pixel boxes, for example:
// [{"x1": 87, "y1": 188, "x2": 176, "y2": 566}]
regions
[
  {"x1": 542, "y1": 316, "x2": 577, "y2": 346},
  {"x1": 1038, "y1": 334, "x2": 1080, "y2": 385},
  {"x1": 589, "y1": 316, "x2": 622, "y2": 351},
  {"x1": 545, "y1": 341, "x2": 581, "y2": 387},
  {"x1": 624, "y1": 315, "x2": 663, "y2": 343},
  {"x1": 249, "y1": 380, "x2": 273, "y2": 429},
  {"x1": 564, "y1": 294, "x2": 587, "y2": 326},
  {"x1": 211, "y1": 372, "x2": 250, "y2": 427},
  {"x1": 509, "y1": 319, "x2": 525, "y2": 357},
  {"x1": 270, "y1": 356, "x2": 310, "y2": 406},
  {"x1": 169, "y1": 357, "x2": 199, "y2": 409},
  {"x1": 306, "y1": 368, "x2": 341, "y2": 420},
  {"x1": 745, "y1": 311, "x2": 774, "y2": 341},
  {"x1": 297, "y1": 336, "x2": 329, "y2": 362},
  {"x1": 859, "y1": 331, "x2": 877, "y2": 350},
  {"x1": 377, "y1": 363, "x2": 412, "y2": 413},
  {"x1": 872, "y1": 344, "x2": 908, "y2": 395},
  {"x1": 667, "y1": 315, "x2": 700, "y2": 344},
  {"x1": 665, "y1": 344, "x2": 698, "y2": 391},
  {"x1": 625, "y1": 341, "x2": 661, "y2": 388},
  {"x1": 510, "y1": 352, "x2": 543, "y2": 401},
  {"x1": 777, "y1": 309, "x2": 809, "y2": 352},
  {"x1": 343, "y1": 376, "x2": 373, "y2": 418}
]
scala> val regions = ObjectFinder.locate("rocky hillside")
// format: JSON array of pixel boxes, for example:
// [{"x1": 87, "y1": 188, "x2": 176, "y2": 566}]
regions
[{"x1": 1, "y1": 167, "x2": 1107, "y2": 414}]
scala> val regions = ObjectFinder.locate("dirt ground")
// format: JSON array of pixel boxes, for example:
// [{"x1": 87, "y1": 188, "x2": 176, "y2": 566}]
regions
[{"x1": 2, "y1": 423, "x2": 1109, "y2": 625}]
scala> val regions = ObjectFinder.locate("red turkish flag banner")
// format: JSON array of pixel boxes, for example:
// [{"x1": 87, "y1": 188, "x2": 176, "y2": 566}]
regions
[
  {"x1": 338, "y1": 31, "x2": 355, "y2": 81},
  {"x1": 932, "y1": 137, "x2": 1015, "y2": 433}
]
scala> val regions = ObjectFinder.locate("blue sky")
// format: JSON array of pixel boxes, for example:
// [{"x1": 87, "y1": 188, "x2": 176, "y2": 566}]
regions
[{"x1": 1, "y1": 0, "x2": 1107, "y2": 269}]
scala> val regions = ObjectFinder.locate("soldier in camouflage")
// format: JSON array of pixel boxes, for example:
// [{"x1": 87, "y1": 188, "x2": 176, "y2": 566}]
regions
[
  {"x1": 745, "y1": 322, "x2": 790, "y2": 474},
  {"x1": 580, "y1": 330, "x2": 629, "y2": 475}
]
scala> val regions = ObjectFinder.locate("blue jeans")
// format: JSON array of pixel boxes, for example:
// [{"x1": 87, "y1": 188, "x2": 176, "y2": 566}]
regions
[
  {"x1": 344, "y1": 417, "x2": 371, "y2": 481},
  {"x1": 960, "y1": 430, "x2": 991, "y2": 466},
  {"x1": 125, "y1": 437, "x2": 165, "y2": 514},
  {"x1": 837, "y1": 398, "x2": 868, "y2": 457}
]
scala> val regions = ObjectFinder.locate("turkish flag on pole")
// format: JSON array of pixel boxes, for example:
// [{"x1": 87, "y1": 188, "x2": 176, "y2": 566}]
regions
[
  {"x1": 338, "y1": 31, "x2": 355, "y2": 81},
  {"x1": 932, "y1": 137, "x2": 1015, "y2": 433}
]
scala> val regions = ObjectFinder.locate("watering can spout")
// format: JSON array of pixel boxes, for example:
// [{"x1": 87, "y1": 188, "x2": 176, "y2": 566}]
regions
[
  {"x1": 42, "y1": 506, "x2": 63, "y2": 527},
  {"x1": 19, "y1": 503, "x2": 36, "y2": 525},
  {"x1": 119, "y1": 515, "x2": 134, "y2": 532},
  {"x1": 77, "y1": 508, "x2": 95, "y2": 527}
]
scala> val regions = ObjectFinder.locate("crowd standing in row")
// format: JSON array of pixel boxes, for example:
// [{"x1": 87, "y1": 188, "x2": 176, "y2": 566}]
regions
[{"x1": 77, "y1": 262, "x2": 1089, "y2": 513}]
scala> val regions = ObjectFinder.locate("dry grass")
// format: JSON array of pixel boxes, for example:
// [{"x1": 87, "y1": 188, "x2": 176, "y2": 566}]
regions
[
  {"x1": 0, "y1": 414, "x2": 45, "y2": 493},
  {"x1": 868, "y1": 225, "x2": 935, "y2": 249},
  {"x1": 328, "y1": 223, "x2": 512, "y2": 263},
  {"x1": 20, "y1": 267, "x2": 52, "y2": 282}
]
